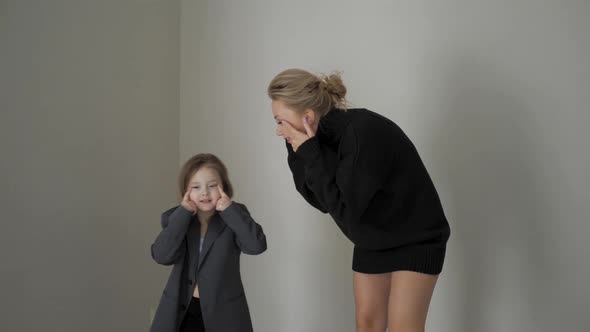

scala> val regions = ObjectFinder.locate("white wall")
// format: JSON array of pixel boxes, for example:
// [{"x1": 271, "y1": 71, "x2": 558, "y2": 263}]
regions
[
  {"x1": 180, "y1": 1, "x2": 590, "y2": 331},
  {"x1": 3, "y1": 1, "x2": 588, "y2": 331},
  {"x1": 1, "y1": 1, "x2": 180, "y2": 331}
]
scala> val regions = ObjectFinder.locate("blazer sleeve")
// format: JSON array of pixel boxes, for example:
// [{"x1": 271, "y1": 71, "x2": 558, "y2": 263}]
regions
[
  {"x1": 219, "y1": 202, "x2": 267, "y2": 255},
  {"x1": 150, "y1": 205, "x2": 192, "y2": 265}
]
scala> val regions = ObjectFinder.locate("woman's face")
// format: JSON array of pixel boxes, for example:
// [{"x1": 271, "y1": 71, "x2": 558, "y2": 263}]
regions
[{"x1": 271, "y1": 99, "x2": 306, "y2": 144}]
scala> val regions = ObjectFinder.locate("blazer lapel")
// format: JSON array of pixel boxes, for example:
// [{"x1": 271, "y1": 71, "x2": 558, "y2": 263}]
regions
[{"x1": 198, "y1": 213, "x2": 226, "y2": 271}]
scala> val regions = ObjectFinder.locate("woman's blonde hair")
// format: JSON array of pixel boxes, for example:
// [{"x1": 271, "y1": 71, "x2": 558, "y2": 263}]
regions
[{"x1": 267, "y1": 68, "x2": 348, "y2": 116}]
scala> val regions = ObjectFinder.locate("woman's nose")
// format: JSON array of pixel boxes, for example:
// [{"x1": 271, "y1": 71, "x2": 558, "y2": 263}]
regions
[{"x1": 275, "y1": 126, "x2": 282, "y2": 137}]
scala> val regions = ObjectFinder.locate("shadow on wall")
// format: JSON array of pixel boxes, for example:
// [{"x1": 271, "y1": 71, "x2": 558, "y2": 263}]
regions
[{"x1": 428, "y1": 53, "x2": 568, "y2": 331}]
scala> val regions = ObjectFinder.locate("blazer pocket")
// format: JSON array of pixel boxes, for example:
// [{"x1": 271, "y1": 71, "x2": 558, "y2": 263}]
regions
[{"x1": 222, "y1": 291, "x2": 245, "y2": 304}]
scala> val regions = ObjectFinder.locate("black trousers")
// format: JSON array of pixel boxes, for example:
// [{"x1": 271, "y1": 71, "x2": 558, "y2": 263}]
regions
[{"x1": 180, "y1": 297, "x2": 205, "y2": 332}]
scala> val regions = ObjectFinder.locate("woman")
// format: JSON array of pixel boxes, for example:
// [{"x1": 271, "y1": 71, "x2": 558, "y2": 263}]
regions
[{"x1": 267, "y1": 68, "x2": 450, "y2": 332}]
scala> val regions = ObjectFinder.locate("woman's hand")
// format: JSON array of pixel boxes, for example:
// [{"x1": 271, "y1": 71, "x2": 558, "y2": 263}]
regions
[{"x1": 281, "y1": 117, "x2": 316, "y2": 152}]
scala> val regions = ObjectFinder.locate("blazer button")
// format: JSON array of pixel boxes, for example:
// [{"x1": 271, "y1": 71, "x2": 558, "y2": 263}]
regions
[
  {"x1": 180, "y1": 304, "x2": 186, "y2": 311},
  {"x1": 188, "y1": 280, "x2": 193, "y2": 285}
]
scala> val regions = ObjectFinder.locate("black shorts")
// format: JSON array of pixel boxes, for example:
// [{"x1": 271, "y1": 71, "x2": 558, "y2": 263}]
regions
[{"x1": 180, "y1": 297, "x2": 206, "y2": 332}]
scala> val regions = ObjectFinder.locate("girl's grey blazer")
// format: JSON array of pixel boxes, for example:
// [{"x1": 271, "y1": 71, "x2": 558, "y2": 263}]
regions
[{"x1": 149, "y1": 202, "x2": 267, "y2": 332}]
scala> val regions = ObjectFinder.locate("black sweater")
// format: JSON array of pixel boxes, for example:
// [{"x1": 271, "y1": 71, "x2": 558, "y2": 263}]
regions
[{"x1": 286, "y1": 108, "x2": 450, "y2": 250}]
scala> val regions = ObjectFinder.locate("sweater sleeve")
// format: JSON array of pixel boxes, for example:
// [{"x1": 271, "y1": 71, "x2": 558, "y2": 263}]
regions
[
  {"x1": 285, "y1": 140, "x2": 328, "y2": 213},
  {"x1": 296, "y1": 124, "x2": 391, "y2": 229}
]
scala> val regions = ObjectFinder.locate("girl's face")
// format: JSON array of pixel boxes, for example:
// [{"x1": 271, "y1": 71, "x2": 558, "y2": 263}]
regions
[
  {"x1": 271, "y1": 99, "x2": 307, "y2": 144},
  {"x1": 187, "y1": 167, "x2": 222, "y2": 212}
]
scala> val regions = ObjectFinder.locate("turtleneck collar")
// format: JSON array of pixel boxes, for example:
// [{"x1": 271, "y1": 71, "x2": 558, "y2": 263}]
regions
[{"x1": 316, "y1": 108, "x2": 352, "y2": 144}]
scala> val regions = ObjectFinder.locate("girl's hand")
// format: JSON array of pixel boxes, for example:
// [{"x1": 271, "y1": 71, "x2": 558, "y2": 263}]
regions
[
  {"x1": 180, "y1": 189, "x2": 198, "y2": 215},
  {"x1": 281, "y1": 117, "x2": 316, "y2": 152},
  {"x1": 216, "y1": 185, "x2": 232, "y2": 211}
]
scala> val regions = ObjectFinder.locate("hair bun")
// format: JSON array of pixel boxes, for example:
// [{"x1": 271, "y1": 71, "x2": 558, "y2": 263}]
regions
[{"x1": 320, "y1": 72, "x2": 347, "y2": 103}]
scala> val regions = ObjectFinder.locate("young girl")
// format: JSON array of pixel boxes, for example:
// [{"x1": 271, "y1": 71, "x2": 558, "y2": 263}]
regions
[
  {"x1": 149, "y1": 153, "x2": 267, "y2": 332},
  {"x1": 267, "y1": 68, "x2": 450, "y2": 332}
]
